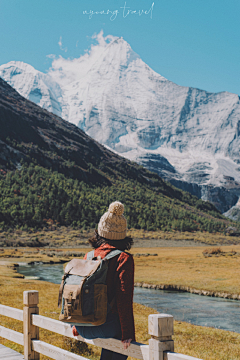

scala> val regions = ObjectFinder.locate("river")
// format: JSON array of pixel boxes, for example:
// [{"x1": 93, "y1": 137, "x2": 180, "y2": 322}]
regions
[{"x1": 18, "y1": 263, "x2": 240, "y2": 333}]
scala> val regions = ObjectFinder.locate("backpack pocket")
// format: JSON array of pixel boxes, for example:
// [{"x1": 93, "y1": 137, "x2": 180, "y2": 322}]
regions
[
  {"x1": 61, "y1": 284, "x2": 80, "y2": 319},
  {"x1": 93, "y1": 284, "x2": 107, "y2": 325},
  {"x1": 82, "y1": 284, "x2": 94, "y2": 316}
]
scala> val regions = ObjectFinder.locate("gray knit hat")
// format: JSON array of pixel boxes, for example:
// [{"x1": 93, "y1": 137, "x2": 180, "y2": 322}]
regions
[{"x1": 98, "y1": 201, "x2": 127, "y2": 240}]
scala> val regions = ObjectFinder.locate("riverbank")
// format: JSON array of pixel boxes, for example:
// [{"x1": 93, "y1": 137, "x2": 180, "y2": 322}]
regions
[{"x1": 134, "y1": 282, "x2": 240, "y2": 301}]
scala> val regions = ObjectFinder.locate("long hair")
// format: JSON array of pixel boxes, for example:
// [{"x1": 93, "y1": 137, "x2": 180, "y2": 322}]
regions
[{"x1": 88, "y1": 230, "x2": 133, "y2": 251}]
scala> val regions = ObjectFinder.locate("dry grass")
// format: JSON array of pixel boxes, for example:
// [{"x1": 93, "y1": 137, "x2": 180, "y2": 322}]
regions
[
  {"x1": 2, "y1": 244, "x2": 240, "y2": 295},
  {"x1": 0, "y1": 248, "x2": 86, "y2": 267},
  {"x1": 202, "y1": 247, "x2": 238, "y2": 257},
  {"x1": 130, "y1": 246, "x2": 240, "y2": 295},
  {"x1": 1, "y1": 227, "x2": 240, "y2": 248},
  {"x1": 1, "y1": 246, "x2": 240, "y2": 359},
  {"x1": 132, "y1": 303, "x2": 240, "y2": 360},
  {"x1": 202, "y1": 247, "x2": 223, "y2": 255},
  {"x1": 0, "y1": 276, "x2": 95, "y2": 360},
  {"x1": 0, "y1": 276, "x2": 240, "y2": 360},
  {"x1": 0, "y1": 227, "x2": 90, "y2": 248},
  {"x1": 128, "y1": 229, "x2": 240, "y2": 246}
]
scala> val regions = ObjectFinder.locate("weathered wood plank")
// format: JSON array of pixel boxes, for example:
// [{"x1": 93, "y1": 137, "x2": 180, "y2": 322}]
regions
[
  {"x1": 23, "y1": 290, "x2": 39, "y2": 360},
  {"x1": 0, "y1": 356, "x2": 23, "y2": 359},
  {"x1": 31, "y1": 314, "x2": 149, "y2": 360},
  {"x1": 164, "y1": 352, "x2": 202, "y2": 360},
  {"x1": 32, "y1": 340, "x2": 88, "y2": 360},
  {"x1": 0, "y1": 325, "x2": 24, "y2": 345},
  {"x1": 0, "y1": 349, "x2": 24, "y2": 360},
  {"x1": 0, "y1": 355, "x2": 24, "y2": 359},
  {"x1": 0, "y1": 304, "x2": 23, "y2": 321},
  {"x1": 0, "y1": 343, "x2": 24, "y2": 359},
  {"x1": 149, "y1": 314, "x2": 174, "y2": 360},
  {"x1": 148, "y1": 314, "x2": 174, "y2": 339}
]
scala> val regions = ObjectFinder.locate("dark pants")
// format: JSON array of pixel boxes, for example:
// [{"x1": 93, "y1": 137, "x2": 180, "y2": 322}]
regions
[{"x1": 75, "y1": 312, "x2": 128, "y2": 360}]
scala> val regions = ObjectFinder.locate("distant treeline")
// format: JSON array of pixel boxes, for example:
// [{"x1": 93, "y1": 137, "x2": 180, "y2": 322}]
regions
[{"x1": 0, "y1": 164, "x2": 232, "y2": 233}]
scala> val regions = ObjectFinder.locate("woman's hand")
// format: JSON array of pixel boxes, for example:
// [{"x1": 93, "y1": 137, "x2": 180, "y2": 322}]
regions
[
  {"x1": 72, "y1": 326, "x2": 79, "y2": 337},
  {"x1": 122, "y1": 338, "x2": 132, "y2": 350}
]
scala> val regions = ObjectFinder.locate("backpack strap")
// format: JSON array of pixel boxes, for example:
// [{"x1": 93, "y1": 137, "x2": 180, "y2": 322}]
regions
[
  {"x1": 58, "y1": 266, "x2": 74, "y2": 308},
  {"x1": 86, "y1": 250, "x2": 95, "y2": 260},
  {"x1": 104, "y1": 249, "x2": 122, "y2": 260},
  {"x1": 86, "y1": 249, "x2": 122, "y2": 261}
]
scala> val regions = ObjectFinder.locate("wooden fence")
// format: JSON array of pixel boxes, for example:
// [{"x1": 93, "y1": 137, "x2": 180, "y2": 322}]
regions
[{"x1": 0, "y1": 290, "x2": 202, "y2": 360}]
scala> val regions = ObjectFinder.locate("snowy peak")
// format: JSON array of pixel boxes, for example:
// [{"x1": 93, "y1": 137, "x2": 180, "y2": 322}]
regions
[
  {"x1": 0, "y1": 61, "x2": 63, "y2": 116},
  {"x1": 88, "y1": 37, "x2": 140, "y2": 72},
  {"x1": 1, "y1": 60, "x2": 38, "y2": 75}
]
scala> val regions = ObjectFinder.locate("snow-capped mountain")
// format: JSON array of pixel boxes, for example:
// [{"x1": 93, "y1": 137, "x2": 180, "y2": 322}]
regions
[
  {"x1": 1, "y1": 35, "x2": 240, "y2": 213},
  {"x1": 0, "y1": 61, "x2": 63, "y2": 116}
]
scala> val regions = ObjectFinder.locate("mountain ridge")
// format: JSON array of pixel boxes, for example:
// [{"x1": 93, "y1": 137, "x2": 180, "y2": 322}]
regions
[
  {"x1": 1, "y1": 36, "x2": 240, "y2": 213},
  {"x1": 1, "y1": 76, "x2": 233, "y2": 233}
]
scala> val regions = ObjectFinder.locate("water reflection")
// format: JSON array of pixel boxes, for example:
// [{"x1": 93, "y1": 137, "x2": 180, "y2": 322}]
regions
[{"x1": 134, "y1": 287, "x2": 240, "y2": 332}]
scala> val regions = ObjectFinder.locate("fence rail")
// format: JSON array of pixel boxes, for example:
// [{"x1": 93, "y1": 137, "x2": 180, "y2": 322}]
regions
[
  {"x1": 0, "y1": 303, "x2": 23, "y2": 321},
  {"x1": 0, "y1": 290, "x2": 202, "y2": 360}
]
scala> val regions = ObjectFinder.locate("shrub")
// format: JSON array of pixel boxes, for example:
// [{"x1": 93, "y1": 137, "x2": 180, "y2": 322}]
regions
[{"x1": 202, "y1": 247, "x2": 223, "y2": 257}]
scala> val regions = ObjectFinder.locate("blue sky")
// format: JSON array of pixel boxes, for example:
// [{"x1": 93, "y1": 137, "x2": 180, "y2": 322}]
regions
[{"x1": 0, "y1": 0, "x2": 239, "y2": 95}]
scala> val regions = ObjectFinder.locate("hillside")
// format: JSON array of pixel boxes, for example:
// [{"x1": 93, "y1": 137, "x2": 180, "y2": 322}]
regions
[{"x1": 0, "y1": 78, "x2": 235, "y2": 232}]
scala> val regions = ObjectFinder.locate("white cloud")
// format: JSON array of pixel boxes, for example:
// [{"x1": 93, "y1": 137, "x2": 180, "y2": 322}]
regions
[
  {"x1": 92, "y1": 30, "x2": 116, "y2": 46},
  {"x1": 46, "y1": 54, "x2": 56, "y2": 59},
  {"x1": 48, "y1": 31, "x2": 118, "y2": 87},
  {"x1": 58, "y1": 36, "x2": 62, "y2": 48},
  {"x1": 58, "y1": 36, "x2": 68, "y2": 52}
]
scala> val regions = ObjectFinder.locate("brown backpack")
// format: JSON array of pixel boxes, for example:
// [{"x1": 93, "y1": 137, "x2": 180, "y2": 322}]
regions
[{"x1": 58, "y1": 249, "x2": 122, "y2": 326}]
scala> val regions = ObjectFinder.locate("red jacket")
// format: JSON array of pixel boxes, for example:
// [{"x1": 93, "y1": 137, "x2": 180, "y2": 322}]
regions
[{"x1": 84, "y1": 243, "x2": 135, "y2": 341}]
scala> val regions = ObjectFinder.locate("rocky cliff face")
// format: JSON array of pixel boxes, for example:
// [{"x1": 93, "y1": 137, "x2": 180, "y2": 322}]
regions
[
  {"x1": 224, "y1": 203, "x2": 240, "y2": 222},
  {"x1": 1, "y1": 35, "x2": 240, "y2": 213}
]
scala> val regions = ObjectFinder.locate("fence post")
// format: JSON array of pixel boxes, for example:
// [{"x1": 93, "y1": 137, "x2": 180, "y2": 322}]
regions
[
  {"x1": 148, "y1": 314, "x2": 174, "y2": 360},
  {"x1": 23, "y1": 291, "x2": 40, "y2": 360}
]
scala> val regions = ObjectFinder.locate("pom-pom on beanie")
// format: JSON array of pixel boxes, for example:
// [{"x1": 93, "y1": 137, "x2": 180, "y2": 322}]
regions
[{"x1": 98, "y1": 201, "x2": 127, "y2": 240}]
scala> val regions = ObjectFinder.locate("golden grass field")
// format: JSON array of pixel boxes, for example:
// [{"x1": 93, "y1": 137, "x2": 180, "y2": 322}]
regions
[
  {"x1": 0, "y1": 244, "x2": 240, "y2": 359},
  {"x1": 2, "y1": 243, "x2": 239, "y2": 295},
  {"x1": 131, "y1": 245, "x2": 240, "y2": 295}
]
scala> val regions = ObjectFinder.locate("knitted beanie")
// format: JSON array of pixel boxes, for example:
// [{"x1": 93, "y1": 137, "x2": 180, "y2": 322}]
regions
[{"x1": 98, "y1": 201, "x2": 127, "y2": 240}]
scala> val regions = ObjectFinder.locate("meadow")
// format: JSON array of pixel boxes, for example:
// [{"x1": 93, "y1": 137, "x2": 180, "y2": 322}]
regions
[
  {"x1": 1, "y1": 242, "x2": 240, "y2": 359},
  {"x1": 132, "y1": 245, "x2": 240, "y2": 296},
  {"x1": 1, "y1": 240, "x2": 240, "y2": 296}
]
